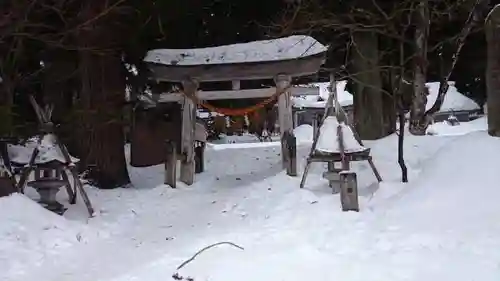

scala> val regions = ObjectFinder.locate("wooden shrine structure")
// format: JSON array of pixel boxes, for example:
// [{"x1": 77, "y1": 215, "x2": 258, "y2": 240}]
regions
[
  {"x1": 0, "y1": 97, "x2": 95, "y2": 217},
  {"x1": 300, "y1": 74, "x2": 382, "y2": 212},
  {"x1": 134, "y1": 35, "x2": 327, "y2": 187}
]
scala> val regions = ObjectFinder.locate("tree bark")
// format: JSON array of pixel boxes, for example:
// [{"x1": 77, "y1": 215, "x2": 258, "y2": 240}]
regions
[
  {"x1": 351, "y1": 31, "x2": 386, "y2": 140},
  {"x1": 76, "y1": 0, "x2": 131, "y2": 189},
  {"x1": 425, "y1": 0, "x2": 488, "y2": 116},
  {"x1": 486, "y1": 4, "x2": 500, "y2": 137},
  {"x1": 409, "y1": 0, "x2": 430, "y2": 135},
  {"x1": 411, "y1": 0, "x2": 488, "y2": 135}
]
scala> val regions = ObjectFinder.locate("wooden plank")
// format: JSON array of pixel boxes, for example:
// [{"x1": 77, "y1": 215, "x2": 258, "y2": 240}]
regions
[
  {"x1": 158, "y1": 87, "x2": 319, "y2": 102},
  {"x1": 337, "y1": 124, "x2": 350, "y2": 172},
  {"x1": 146, "y1": 52, "x2": 326, "y2": 82},
  {"x1": 67, "y1": 166, "x2": 95, "y2": 217},
  {"x1": 179, "y1": 79, "x2": 198, "y2": 185},
  {"x1": 56, "y1": 139, "x2": 94, "y2": 217},
  {"x1": 327, "y1": 162, "x2": 340, "y2": 193},
  {"x1": 60, "y1": 169, "x2": 76, "y2": 204},
  {"x1": 232, "y1": 80, "x2": 240, "y2": 90},
  {"x1": 17, "y1": 146, "x2": 40, "y2": 193},
  {"x1": 340, "y1": 171, "x2": 359, "y2": 212},
  {"x1": 164, "y1": 141, "x2": 177, "y2": 188},
  {"x1": 309, "y1": 153, "x2": 371, "y2": 162}
]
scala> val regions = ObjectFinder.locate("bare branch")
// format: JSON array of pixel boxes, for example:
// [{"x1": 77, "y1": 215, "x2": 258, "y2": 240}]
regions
[{"x1": 172, "y1": 241, "x2": 244, "y2": 281}]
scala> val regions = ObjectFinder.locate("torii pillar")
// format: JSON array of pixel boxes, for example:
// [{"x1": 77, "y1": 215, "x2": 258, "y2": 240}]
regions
[{"x1": 275, "y1": 74, "x2": 297, "y2": 176}]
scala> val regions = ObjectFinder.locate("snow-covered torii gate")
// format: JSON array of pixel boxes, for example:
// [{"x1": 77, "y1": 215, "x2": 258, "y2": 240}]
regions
[{"x1": 143, "y1": 35, "x2": 327, "y2": 186}]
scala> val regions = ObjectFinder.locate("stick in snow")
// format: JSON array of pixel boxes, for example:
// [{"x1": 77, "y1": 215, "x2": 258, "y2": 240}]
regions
[{"x1": 172, "y1": 242, "x2": 244, "y2": 280}]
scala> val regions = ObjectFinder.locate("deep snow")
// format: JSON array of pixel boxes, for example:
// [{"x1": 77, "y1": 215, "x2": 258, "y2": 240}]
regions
[{"x1": 2, "y1": 117, "x2": 499, "y2": 281}]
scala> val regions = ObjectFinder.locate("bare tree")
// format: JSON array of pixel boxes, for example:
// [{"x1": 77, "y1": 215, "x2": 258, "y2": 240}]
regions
[
  {"x1": 270, "y1": 0, "x2": 481, "y2": 138},
  {"x1": 409, "y1": 0, "x2": 490, "y2": 135},
  {"x1": 268, "y1": 0, "x2": 485, "y2": 181},
  {"x1": 486, "y1": 4, "x2": 500, "y2": 137},
  {"x1": 0, "y1": 0, "x2": 140, "y2": 188},
  {"x1": 409, "y1": 0, "x2": 430, "y2": 135}
]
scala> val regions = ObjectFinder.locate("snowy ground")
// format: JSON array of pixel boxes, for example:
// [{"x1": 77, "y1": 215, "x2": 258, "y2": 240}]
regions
[{"x1": 2, "y1": 117, "x2": 500, "y2": 281}]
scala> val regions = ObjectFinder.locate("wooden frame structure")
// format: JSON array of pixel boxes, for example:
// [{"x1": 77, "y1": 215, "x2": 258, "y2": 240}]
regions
[
  {"x1": 143, "y1": 35, "x2": 327, "y2": 187},
  {"x1": 299, "y1": 74, "x2": 382, "y2": 212},
  {"x1": 15, "y1": 97, "x2": 94, "y2": 217}
]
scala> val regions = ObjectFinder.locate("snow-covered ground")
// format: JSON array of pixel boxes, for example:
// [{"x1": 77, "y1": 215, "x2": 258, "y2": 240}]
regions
[{"x1": 2, "y1": 117, "x2": 500, "y2": 281}]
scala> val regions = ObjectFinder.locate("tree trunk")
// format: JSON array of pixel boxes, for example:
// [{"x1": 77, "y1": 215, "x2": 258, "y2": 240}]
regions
[
  {"x1": 409, "y1": 0, "x2": 430, "y2": 135},
  {"x1": 486, "y1": 4, "x2": 500, "y2": 137},
  {"x1": 0, "y1": 76, "x2": 14, "y2": 136},
  {"x1": 76, "y1": 0, "x2": 131, "y2": 189},
  {"x1": 380, "y1": 38, "x2": 398, "y2": 136},
  {"x1": 351, "y1": 31, "x2": 385, "y2": 140}
]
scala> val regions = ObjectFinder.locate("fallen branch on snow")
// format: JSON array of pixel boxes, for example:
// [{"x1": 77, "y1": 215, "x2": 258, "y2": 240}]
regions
[{"x1": 172, "y1": 241, "x2": 244, "y2": 280}]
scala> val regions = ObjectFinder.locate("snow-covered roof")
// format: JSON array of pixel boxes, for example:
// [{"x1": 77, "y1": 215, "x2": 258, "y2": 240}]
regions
[
  {"x1": 144, "y1": 35, "x2": 327, "y2": 66},
  {"x1": 8, "y1": 134, "x2": 79, "y2": 165},
  {"x1": 292, "y1": 80, "x2": 353, "y2": 109},
  {"x1": 426, "y1": 81, "x2": 480, "y2": 112}
]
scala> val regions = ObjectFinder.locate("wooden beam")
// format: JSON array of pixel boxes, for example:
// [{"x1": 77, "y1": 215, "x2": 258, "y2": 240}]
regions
[
  {"x1": 179, "y1": 79, "x2": 198, "y2": 185},
  {"x1": 146, "y1": 52, "x2": 326, "y2": 82},
  {"x1": 164, "y1": 141, "x2": 177, "y2": 188},
  {"x1": 275, "y1": 74, "x2": 296, "y2": 174},
  {"x1": 276, "y1": 74, "x2": 294, "y2": 134},
  {"x1": 158, "y1": 87, "x2": 319, "y2": 103},
  {"x1": 340, "y1": 171, "x2": 359, "y2": 212},
  {"x1": 328, "y1": 72, "x2": 340, "y2": 193}
]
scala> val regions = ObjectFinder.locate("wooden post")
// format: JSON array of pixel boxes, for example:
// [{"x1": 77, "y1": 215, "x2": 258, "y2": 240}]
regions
[
  {"x1": 328, "y1": 74, "x2": 342, "y2": 193},
  {"x1": 165, "y1": 141, "x2": 177, "y2": 188},
  {"x1": 180, "y1": 79, "x2": 198, "y2": 185},
  {"x1": 282, "y1": 131, "x2": 297, "y2": 176},
  {"x1": 275, "y1": 74, "x2": 295, "y2": 171},
  {"x1": 340, "y1": 171, "x2": 359, "y2": 212},
  {"x1": 60, "y1": 169, "x2": 76, "y2": 204},
  {"x1": 312, "y1": 114, "x2": 318, "y2": 140},
  {"x1": 328, "y1": 73, "x2": 336, "y2": 118},
  {"x1": 56, "y1": 134, "x2": 94, "y2": 217},
  {"x1": 337, "y1": 123, "x2": 350, "y2": 171},
  {"x1": 293, "y1": 109, "x2": 298, "y2": 128},
  {"x1": 194, "y1": 142, "x2": 205, "y2": 174},
  {"x1": 327, "y1": 162, "x2": 341, "y2": 194},
  {"x1": 232, "y1": 80, "x2": 241, "y2": 90}
]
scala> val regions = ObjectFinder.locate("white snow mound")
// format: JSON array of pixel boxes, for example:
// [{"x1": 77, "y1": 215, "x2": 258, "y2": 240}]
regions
[
  {"x1": 426, "y1": 116, "x2": 487, "y2": 136},
  {"x1": 293, "y1": 124, "x2": 314, "y2": 144},
  {"x1": 0, "y1": 194, "x2": 102, "y2": 279},
  {"x1": 391, "y1": 131, "x2": 500, "y2": 219},
  {"x1": 426, "y1": 81, "x2": 480, "y2": 112}
]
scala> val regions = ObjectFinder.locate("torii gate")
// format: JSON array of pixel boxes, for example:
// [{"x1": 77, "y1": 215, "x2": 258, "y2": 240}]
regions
[{"x1": 140, "y1": 35, "x2": 327, "y2": 187}]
